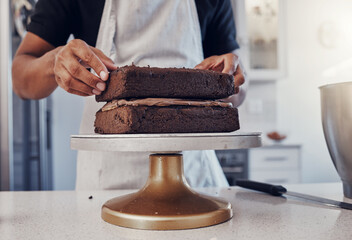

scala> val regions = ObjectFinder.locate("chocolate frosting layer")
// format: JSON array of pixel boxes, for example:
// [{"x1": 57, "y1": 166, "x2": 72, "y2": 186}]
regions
[{"x1": 102, "y1": 98, "x2": 233, "y2": 112}]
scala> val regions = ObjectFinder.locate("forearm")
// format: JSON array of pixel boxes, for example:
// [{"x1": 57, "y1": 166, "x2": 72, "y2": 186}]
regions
[{"x1": 12, "y1": 47, "x2": 60, "y2": 100}]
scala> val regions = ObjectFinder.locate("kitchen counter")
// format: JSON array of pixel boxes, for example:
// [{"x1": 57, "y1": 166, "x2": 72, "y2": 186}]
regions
[{"x1": 0, "y1": 183, "x2": 351, "y2": 240}]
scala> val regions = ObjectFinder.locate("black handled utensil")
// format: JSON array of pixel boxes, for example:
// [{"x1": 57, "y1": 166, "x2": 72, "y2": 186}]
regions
[{"x1": 236, "y1": 179, "x2": 352, "y2": 210}]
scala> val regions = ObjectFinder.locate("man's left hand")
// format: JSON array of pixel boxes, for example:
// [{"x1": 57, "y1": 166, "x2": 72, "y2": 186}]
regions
[{"x1": 195, "y1": 53, "x2": 245, "y2": 94}]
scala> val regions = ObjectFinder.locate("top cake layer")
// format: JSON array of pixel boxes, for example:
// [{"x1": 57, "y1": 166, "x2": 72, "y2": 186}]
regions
[{"x1": 96, "y1": 65, "x2": 235, "y2": 102}]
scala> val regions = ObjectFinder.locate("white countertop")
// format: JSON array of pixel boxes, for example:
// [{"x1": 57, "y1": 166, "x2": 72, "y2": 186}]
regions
[{"x1": 0, "y1": 183, "x2": 351, "y2": 240}]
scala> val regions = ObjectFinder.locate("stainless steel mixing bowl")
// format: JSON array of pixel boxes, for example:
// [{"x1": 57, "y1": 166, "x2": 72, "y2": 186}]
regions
[{"x1": 320, "y1": 82, "x2": 352, "y2": 198}]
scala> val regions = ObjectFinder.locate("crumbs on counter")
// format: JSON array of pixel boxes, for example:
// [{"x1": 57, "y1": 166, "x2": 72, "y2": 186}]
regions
[{"x1": 88, "y1": 195, "x2": 93, "y2": 200}]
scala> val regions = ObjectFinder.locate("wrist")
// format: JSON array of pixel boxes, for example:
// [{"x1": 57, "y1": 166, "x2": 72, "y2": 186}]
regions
[{"x1": 45, "y1": 47, "x2": 63, "y2": 84}]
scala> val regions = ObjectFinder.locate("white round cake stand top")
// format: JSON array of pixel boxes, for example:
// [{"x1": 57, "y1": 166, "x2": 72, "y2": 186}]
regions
[{"x1": 70, "y1": 131, "x2": 261, "y2": 153}]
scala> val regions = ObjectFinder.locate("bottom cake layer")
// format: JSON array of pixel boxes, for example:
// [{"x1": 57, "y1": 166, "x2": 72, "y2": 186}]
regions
[{"x1": 94, "y1": 105, "x2": 240, "y2": 134}]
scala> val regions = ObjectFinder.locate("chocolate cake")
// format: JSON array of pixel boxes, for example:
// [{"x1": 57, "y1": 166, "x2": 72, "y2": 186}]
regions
[
  {"x1": 96, "y1": 65, "x2": 235, "y2": 102},
  {"x1": 94, "y1": 99, "x2": 239, "y2": 134}
]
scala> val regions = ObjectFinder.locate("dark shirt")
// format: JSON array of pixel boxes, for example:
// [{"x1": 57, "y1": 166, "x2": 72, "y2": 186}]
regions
[{"x1": 27, "y1": 0, "x2": 239, "y2": 58}]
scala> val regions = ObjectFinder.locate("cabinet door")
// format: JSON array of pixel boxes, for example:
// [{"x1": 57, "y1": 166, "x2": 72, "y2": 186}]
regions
[
  {"x1": 233, "y1": 0, "x2": 286, "y2": 80},
  {"x1": 249, "y1": 148, "x2": 300, "y2": 171}
]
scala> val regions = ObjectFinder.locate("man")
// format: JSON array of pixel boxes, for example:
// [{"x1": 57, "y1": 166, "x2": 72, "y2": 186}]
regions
[{"x1": 12, "y1": 0, "x2": 246, "y2": 189}]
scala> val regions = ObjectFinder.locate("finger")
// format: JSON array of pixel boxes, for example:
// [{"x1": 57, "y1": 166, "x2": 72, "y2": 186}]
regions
[
  {"x1": 210, "y1": 59, "x2": 224, "y2": 72},
  {"x1": 56, "y1": 76, "x2": 91, "y2": 96},
  {"x1": 62, "y1": 55, "x2": 106, "y2": 91},
  {"x1": 211, "y1": 57, "x2": 224, "y2": 68},
  {"x1": 194, "y1": 62, "x2": 208, "y2": 70},
  {"x1": 222, "y1": 54, "x2": 236, "y2": 75},
  {"x1": 233, "y1": 66, "x2": 245, "y2": 87},
  {"x1": 90, "y1": 47, "x2": 117, "y2": 71},
  {"x1": 79, "y1": 59, "x2": 90, "y2": 68},
  {"x1": 195, "y1": 59, "x2": 214, "y2": 70},
  {"x1": 69, "y1": 40, "x2": 109, "y2": 81},
  {"x1": 58, "y1": 68, "x2": 99, "y2": 96},
  {"x1": 69, "y1": 79, "x2": 101, "y2": 96},
  {"x1": 234, "y1": 87, "x2": 240, "y2": 94},
  {"x1": 67, "y1": 89, "x2": 91, "y2": 97}
]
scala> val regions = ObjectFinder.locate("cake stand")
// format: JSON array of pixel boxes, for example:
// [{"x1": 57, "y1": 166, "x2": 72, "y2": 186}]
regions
[{"x1": 71, "y1": 132, "x2": 261, "y2": 230}]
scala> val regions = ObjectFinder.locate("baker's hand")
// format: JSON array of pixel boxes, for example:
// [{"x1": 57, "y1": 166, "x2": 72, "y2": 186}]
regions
[
  {"x1": 195, "y1": 53, "x2": 245, "y2": 94},
  {"x1": 53, "y1": 39, "x2": 117, "y2": 96}
]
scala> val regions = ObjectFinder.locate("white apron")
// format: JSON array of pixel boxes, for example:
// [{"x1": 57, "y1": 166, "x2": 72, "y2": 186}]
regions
[{"x1": 76, "y1": 0, "x2": 229, "y2": 190}]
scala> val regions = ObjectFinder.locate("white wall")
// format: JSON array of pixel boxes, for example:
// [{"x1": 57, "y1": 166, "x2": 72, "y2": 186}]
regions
[
  {"x1": 52, "y1": 88, "x2": 84, "y2": 190},
  {"x1": 239, "y1": 81, "x2": 277, "y2": 134},
  {"x1": 277, "y1": 0, "x2": 352, "y2": 183}
]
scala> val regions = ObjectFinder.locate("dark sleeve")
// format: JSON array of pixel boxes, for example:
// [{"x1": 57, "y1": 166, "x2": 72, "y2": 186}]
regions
[
  {"x1": 27, "y1": 0, "x2": 77, "y2": 47},
  {"x1": 197, "y1": 0, "x2": 240, "y2": 58}
]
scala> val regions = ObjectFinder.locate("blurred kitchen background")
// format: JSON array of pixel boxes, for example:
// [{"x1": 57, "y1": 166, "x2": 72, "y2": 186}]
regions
[{"x1": 1, "y1": 0, "x2": 351, "y2": 191}]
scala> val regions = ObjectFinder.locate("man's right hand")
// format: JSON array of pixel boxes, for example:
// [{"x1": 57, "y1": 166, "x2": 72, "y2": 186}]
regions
[{"x1": 53, "y1": 39, "x2": 117, "y2": 96}]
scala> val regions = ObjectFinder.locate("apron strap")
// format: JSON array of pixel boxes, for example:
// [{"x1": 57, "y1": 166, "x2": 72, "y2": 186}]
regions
[{"x1": 95, "y1": 0, "x2": 117, "y2": 62}]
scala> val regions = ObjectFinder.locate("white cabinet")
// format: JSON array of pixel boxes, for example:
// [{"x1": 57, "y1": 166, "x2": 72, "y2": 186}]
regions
[
  {"x1": 249, "y1": 145, "x2": 301, "y2": 184},
  {"x1": 232, "y1": 0, "x2": 286, "y2": 81}
]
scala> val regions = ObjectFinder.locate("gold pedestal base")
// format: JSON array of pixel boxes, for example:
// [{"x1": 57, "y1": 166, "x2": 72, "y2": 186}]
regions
[{"x1": 101, "y1": 154, "x2": 233, "y2": 230}]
